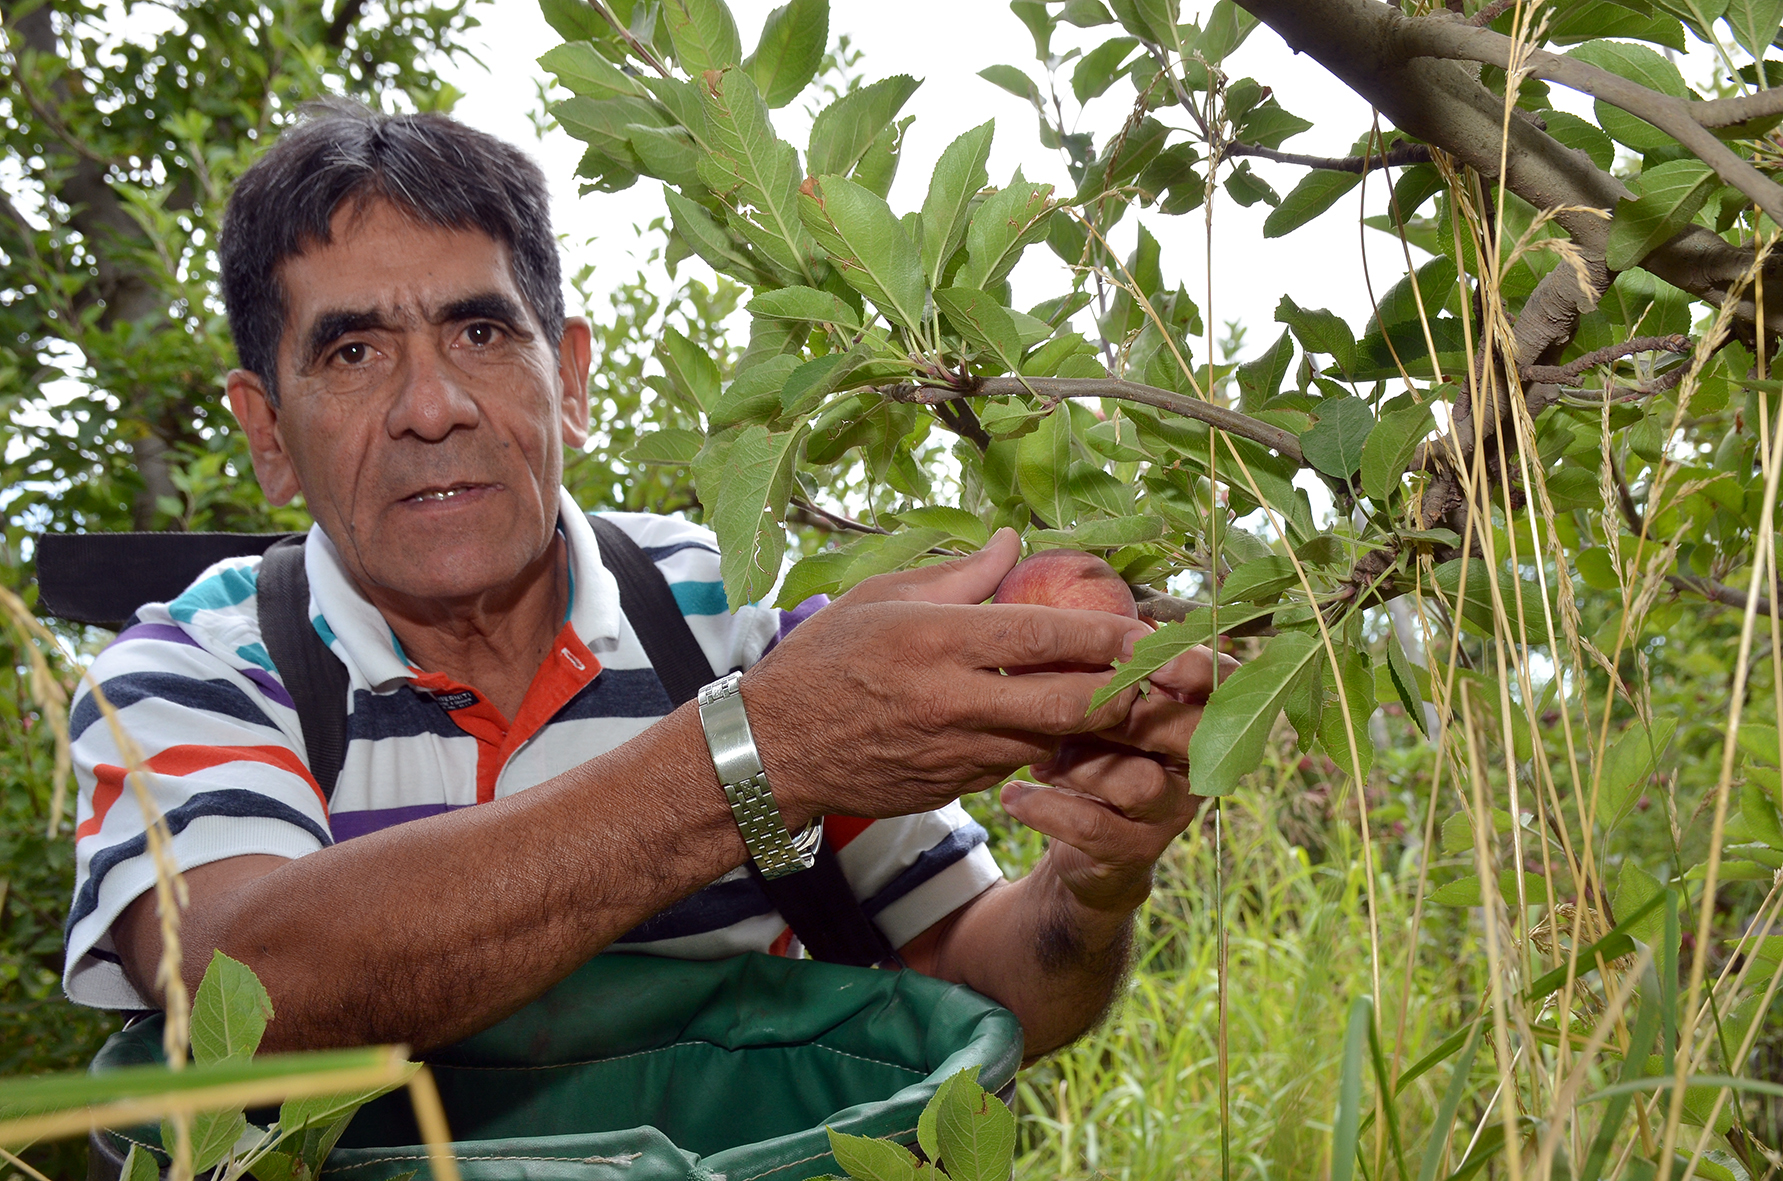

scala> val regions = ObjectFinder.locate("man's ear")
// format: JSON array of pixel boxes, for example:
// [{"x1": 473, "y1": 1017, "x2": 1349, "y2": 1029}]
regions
[
  {"x1": 557, "y1": 317, "x2": 593, "y2": 449},
  {"x1": 225, "y1": 370, "x2": 302, "y2": 506}
]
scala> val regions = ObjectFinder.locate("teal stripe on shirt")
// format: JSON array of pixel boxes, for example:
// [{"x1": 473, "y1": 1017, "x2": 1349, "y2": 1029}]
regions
[{"x1": 668, "y1": 580, "x2": 728, "y2": 616}]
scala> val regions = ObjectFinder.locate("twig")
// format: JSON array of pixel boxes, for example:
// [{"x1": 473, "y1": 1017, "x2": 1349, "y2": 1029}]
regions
[
  {"x1": 1399, "y1": 16, "x2": 1783, "y2": 225},
  {"x1": 1667, "y1": 573, "x2": 1776, "y2": 618},
  {"x1": 1225, "y1": 140, "x2": 1434, "y2": 173},
  {"x1": 1467, "y1": 0, "x2": 1519, "y2": 26},
  {"x1": 931, "y1": 400, "x2": 992, "y2": 452},
  {"x1": 789, "y1": 497, "x2": 889, "y2": 536},
  {"x1": 582, "y1": 0, "x2": 673, "y2": 78},
  {"x1": 880, "y1": 376, "x2": 1307, "y2": 466},
  {"x1": 1521, "y1": 335, "x2": 1692, "y2": 383},
  {"x1": 1692, "y1": 89, "x2": 1783, "y2": 130}
]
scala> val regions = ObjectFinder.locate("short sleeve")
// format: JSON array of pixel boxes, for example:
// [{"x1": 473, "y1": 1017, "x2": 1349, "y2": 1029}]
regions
[{"x1": 64, "y1": 605, "x2": 332, "y2": 1009}]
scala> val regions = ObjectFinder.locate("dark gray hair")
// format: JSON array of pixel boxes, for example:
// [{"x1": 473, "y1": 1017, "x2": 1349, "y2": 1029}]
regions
[{"x1": 219, "y1": 101, "x2": 564, "y2": 403}]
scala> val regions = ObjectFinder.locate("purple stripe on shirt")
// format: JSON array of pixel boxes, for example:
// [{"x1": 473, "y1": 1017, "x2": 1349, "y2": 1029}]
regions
[
  {"x1": 330, "y1": 803, "x2": 469, "y2": 841},
  {"x1": 115, "y1": 621, "x2": 296, "y2": 710},
  {"x1": 764, "y1": 594, "x2": 828, "y2": 655}
]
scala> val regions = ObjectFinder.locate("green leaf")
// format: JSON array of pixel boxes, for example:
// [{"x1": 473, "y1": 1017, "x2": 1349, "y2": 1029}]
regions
[
  {"x1": 1264, "y1": 170, "x2": 1361, "y2": 238},
  {"x1": 1063, "y1": 0, "x2": 1113, "y2": 24},
  {"x1": 744, "y1": 0, "x2": 828, "y2": 107},
  {"x1": 1233, "y1": 100, "x2": 1313, "y2": 149},
  {"x1": 1601, "y1": 718, "x2": 1677, "y2": 821},
  {"x1": 780, "y1": 350, "x2": 860, "y2": 418},
  {"x1": 538, "y1": 0, "x2": 607, "y2": 44},
  {"x1": 1071, "y1": 37, "x2": 1139, "y2": 103},
  {"x1": 1360, "y1": 398, "x2": 1436, "y2": 501},
  {"x1": 1236, "y1": 329, "x2": 1295, "y2": 411},
  {"x1": 538, "y1": 43, "x2": 641, "y2": 100},
  {"x1": 1188, "y1": 631, "x2": 1322, "y2": 796},
  {"x1": 854, "y1": 116, "x2": 911, "y2": 199},
  {"x1": 1606, "y1": 159, "x2": 1718, "y2": 272},
  {"x1": 747, "y1": 285, "x2": 860, "y2": 330},
  {"x1": 1728, "y1": 0, "x2": 1783, "y2": 59},
  {"x1": 1088, "y1": 603, "x2": 1279, "y2": 709},
  {"x1": 933, "y1": 1069, "x2": 1016, "y2": 1181},
  {"x1": 1385, "y1": 633, "x2": 1425, "y2": 721},
  {"x1": 893, "y1": 505, "x2": 989, "y2": 548},
  {"x1": 839, "y1": 528, "x2": 953, "y2": 590},
  {"x1": 1275, "y1": 296, "x2": 1356, "y2": 376},
  {"x1": 1016, "y1": 406, "x2": 1074, "y2": 528},
  {"x1": 808, "y1": 75, "x2": 923, "y2": 179},
  {"x1": 921, "y1": 121, "x2": 995, "y2": 290},
  {"x1": 190, "y1": 951, "x2": 273, "y2": 1065},
  {"x1": 711, "y1": 354, "x2": 800, "y2": 430},
  {"x1": 655, "y1": 326, "x2": 723, "y2": 418},
  {"x1": 664, "y1": 188, "x2": 770, "y2": 285},
  {"x1": 1197, "y1": 0, "x2": 1259, "y2": 61},
  {"x1": 1030, "y1": 515, "x2": 1165, "y2": 549},
  {"x1": 166, "y1": 1107, "x2": 249, "y2": 1172},
  {"x1": 827, "y1": 1129, "x2": 924, "y2": 1181},
  {"x1": 1567, "y1": 41, "x2": 1687, "y2": 151},
  {"x1": 1428, "y1": 869, "x2": 1549, "y2": 908},
  {"x1": 935, "y1": 287, "x2": 1026, "y2": 371},
  {"x1": 958, "y1": 177, "x2": 1056, "y2": 294},
  {"x1": 799, "y1": 175, "x2": 926, "y2": 331},
  {"x1": 1317, "y1": 647, "x2": 1375, "y2": 781},
  {"x1": 1537, "y1": 108, "x2": 1617, "y2": 171},
  {"x1": 776, "y1": 549, "x2": 851, "y2": 608},
  {"x1": 1221, "y1": 555, "x2": 1297, "y2": 603},
  {"x1": 979, "y1": 64, "x2": 1040, "y2": 106},
  {"x1": 121, "y1": 1144, "x2": 160, "y2": 1181},
  {"x1": 698, "y1": 68, "x2": 818, "y2": 284},
  {"x1": 1330, "y1": 997, "x2": 1371, "y2": 1181},
  {"x1": 1738, "y1": 722, "x2": 1781, "y2": 766},
  {"x1": 698, "y1": 424, "x2": 808, "y2": 609},
  {"x1": 917, "y1": 1071, "x2": 974, "y2": 1165},
  {"x1": 1300, "y1": 396, "x2": 1374, "y2": 479},
  {"x1": 663, "y1": 0, "x2": 742, "y2": 75}
]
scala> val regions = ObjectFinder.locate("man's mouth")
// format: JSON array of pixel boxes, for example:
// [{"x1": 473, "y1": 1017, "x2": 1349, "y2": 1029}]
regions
[{"x1": 403, "y1": 482, "x2": 490, "y2": 504}]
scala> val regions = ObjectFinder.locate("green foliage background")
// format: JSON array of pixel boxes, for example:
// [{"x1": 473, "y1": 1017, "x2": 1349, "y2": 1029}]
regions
[{"x1": 4, "y1": 0, "x2": 1783, "y2": 1180}]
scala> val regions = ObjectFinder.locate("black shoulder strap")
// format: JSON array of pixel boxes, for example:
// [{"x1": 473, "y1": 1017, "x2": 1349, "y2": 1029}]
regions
[
  {"x1": 36, "y1": 531, "x2": 300, "y2": 630},
  {"x1": 257, "y1": 536, "x2": 352, "y2": 804},
  {"x1": 586, "y1": 515, "x2": 901, "y2": 970}
]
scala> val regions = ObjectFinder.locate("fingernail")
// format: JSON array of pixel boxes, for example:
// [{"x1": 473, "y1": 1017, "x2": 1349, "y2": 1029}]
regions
[
  {"x1": 1121, "y1": 625, "x2": 1148, "y2": 659},
  {"x1": 1001, "y1": 779, "x2": 1037, "y2": 804}
]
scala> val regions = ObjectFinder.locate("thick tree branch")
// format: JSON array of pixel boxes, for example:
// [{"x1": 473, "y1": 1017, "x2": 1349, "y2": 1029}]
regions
[
  {"x1": 325, "y1": 0, "x2": 368, "y2": 47},
  {"x1": 880, "y1": 377, "x2": 1306, "y2": 466},
  {"x1": 1225, "y1": 140, "x2": 1433, "y2": 172},
  {"x1": 1395, "y1": 16, "x2": 1783, "y2": 227}
]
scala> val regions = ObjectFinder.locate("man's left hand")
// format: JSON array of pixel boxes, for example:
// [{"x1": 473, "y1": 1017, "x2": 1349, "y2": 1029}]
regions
[{"x1": 1001, "y1": 643, "x2": 1238, "y2": 912}]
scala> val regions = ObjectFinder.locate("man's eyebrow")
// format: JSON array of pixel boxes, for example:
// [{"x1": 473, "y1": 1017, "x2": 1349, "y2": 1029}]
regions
[
  {"x1": 300, "y1": 309, "x2": 395, "y2": 371},
  {"x1": 437, "y1": 293, "x2": 535, "y2": 339}
]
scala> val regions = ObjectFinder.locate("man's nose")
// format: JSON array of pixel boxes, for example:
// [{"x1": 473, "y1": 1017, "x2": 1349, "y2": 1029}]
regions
[{"x1": 386, "y1": 342, "x2": 480, "y2": 440}]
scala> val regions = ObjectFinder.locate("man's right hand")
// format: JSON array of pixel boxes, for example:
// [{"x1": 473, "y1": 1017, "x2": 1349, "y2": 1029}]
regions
[{"x1": 742, "y1": 528, "x2": 1154, "y2": 825}]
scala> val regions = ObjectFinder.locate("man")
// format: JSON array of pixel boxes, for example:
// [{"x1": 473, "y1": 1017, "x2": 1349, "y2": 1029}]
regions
[{"x1": 65, "y1": 107, "x2": 1222, "y2": 1058}]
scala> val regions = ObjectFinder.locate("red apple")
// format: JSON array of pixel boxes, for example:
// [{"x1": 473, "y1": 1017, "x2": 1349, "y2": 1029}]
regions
[{"x1": 992, "y1": 548, "x2": 1138, "y2": 672}]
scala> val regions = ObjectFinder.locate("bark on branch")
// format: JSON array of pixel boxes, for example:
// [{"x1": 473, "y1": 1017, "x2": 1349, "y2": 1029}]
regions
[
  {"x1": 880, "y1": 377, "x2": 1306, "y2": 466},
  {"x1": 1521, "y1": 334, "x2": 1692, "y2": 384}
]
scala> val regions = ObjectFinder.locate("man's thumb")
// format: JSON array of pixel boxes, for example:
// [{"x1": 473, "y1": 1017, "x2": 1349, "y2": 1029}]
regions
[{"x1": 850, "y1": 527, "x2": 1020, "y2": 605}]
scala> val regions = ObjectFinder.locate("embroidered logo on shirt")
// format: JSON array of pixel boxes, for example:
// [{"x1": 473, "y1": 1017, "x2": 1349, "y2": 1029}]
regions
[{"x1": 434, "y1": 690, "x2": 479, "y2": 711}]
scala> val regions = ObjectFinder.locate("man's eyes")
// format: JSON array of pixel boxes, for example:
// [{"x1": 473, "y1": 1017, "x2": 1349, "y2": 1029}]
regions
[
  {"x1": 332, "y1": 342, "x2": 372, "y2": 366},
  {"x1": 462, "y1": 322, "x2": 505, "y2": 347}
]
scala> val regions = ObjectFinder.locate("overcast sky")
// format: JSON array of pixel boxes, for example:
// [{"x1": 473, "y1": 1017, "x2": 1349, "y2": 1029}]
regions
[{"x1": 439, "y1": 1, "x2": 1423, "y2": 360}]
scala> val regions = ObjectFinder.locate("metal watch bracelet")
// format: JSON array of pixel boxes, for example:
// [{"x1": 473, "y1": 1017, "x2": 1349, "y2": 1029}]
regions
[{"x1": 696, "y1": 672, "x2": 820, "y2": 879}]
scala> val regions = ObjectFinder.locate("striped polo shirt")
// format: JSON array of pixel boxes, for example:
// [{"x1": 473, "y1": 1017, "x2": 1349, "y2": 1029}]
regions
[{"x1": 64, "y1": 490, "x2": 1001, "y2": 1009}]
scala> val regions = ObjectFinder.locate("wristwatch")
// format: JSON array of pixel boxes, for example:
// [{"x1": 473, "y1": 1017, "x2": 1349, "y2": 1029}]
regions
[{"x1": 697, "y1": 672, "x2": 820, "y2": 878}]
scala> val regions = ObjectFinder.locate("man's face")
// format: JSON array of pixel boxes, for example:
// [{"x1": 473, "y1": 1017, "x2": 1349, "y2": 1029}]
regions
[{"x1": 227, "y1": 200, "x2": 591, "y2": 610}]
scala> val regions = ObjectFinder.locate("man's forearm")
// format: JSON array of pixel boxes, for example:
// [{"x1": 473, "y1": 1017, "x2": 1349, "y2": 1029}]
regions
[
  {"x1": 915, "y1": 850, "x2": 1140, "y2": 1059},
  {"x1": 118, "y1": 704, "x2": 746, "y2": 1052}
]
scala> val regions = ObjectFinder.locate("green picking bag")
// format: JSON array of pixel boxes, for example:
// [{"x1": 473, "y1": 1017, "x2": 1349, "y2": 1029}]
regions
[{"x1": 88, "y1": 951, "x2": 1023, "y2": 1181}]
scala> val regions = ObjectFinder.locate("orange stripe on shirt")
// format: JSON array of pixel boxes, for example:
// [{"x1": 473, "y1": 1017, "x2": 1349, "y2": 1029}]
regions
[
  {"x1": 78, "y1": 744, "x2": 327, "y2": 839},
  {"x1": 824, "y1": 815, "x2": 873, "y2": 851}
]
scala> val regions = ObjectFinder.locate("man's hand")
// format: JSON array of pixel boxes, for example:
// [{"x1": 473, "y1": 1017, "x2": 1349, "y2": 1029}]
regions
[
  {"x1": 743, "y1": 528, "x2": 1156, "y2": 826},
  {"x1": 1003, "y1": 643, "x2": 1237, "y2": 912}
]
